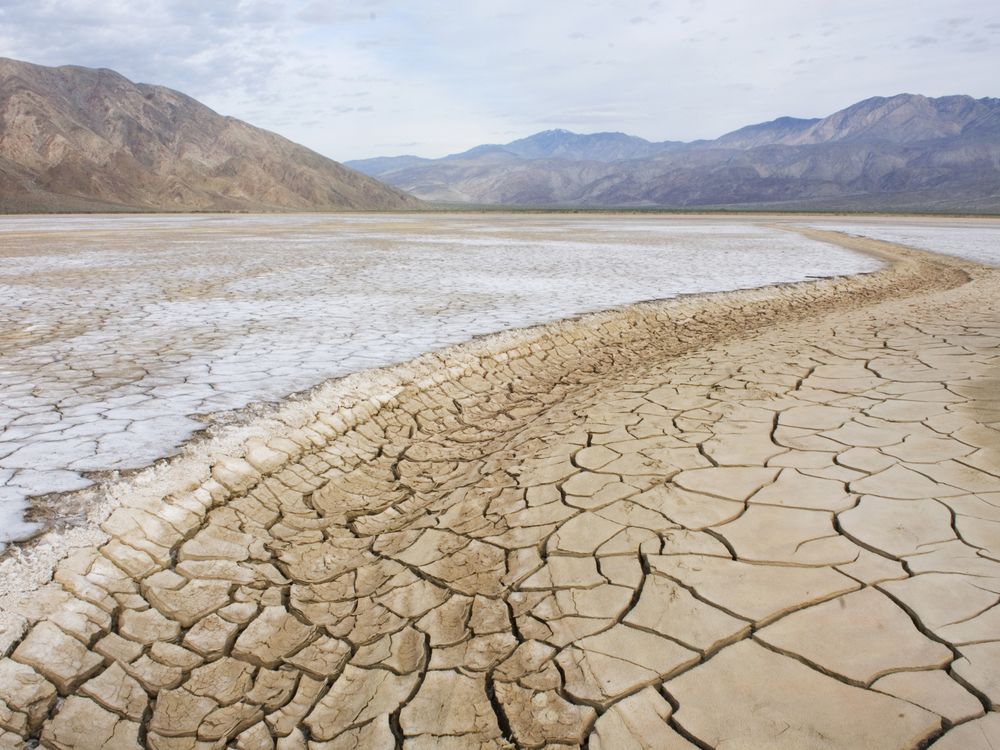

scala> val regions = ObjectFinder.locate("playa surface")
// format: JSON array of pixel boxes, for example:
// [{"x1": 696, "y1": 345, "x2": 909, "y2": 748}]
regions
[
  {"x1": 0, "y1": 223, "x2": 998, "y2": 749},
  {"x1": 0, "y1": 214, "x2": 881, "y2": 550},
  {"x1": 812, "y1": 216, "x2": 1000, "y2": 268}
]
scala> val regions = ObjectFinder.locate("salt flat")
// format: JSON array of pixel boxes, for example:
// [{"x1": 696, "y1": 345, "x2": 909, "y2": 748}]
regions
[
  {"x1": 812, "y1": 217, "x2": 1000, "y2": 267},
  {"x1": 0, "y1": 214, "x2": 881, "y2": 549}
]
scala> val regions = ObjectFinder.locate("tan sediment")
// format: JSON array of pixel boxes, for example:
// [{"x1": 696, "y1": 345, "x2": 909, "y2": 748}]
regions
[
  {"x1": 0, "y1": 228, "x2": 998, "y2": 748},
  {"x1": 0, "y1": 227, "x2": 944, "y2": 601}
]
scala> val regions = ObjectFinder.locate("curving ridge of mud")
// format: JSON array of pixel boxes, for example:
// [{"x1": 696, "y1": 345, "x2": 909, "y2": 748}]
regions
[{"x1": 1, "y1": 227, "x2": 997, "y2": 749}]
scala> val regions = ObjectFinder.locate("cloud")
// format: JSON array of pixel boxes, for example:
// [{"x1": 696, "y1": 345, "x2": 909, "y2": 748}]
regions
[
  {"x1": 0, "y1": 0, "x2": 997, "y2": 160},
  {"x1": 296, "y1": 2, "x2": 380, "y2": 24}
]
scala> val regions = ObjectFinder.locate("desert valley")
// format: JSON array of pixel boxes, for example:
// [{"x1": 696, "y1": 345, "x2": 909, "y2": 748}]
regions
[{"x1": 0, "y1": 6, "x2": 999, "y2": 747}]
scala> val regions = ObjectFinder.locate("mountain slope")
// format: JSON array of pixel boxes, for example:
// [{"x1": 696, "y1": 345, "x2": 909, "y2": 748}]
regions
[
  {"x1": 489, "y1": 129, "x2": 683, "y2": 161},
  {"x1": 712, "y1": 116, "x2": 819, "y2": 149},
  {"x1": 348, "y1": 129, "x2": 684, "y2": 182},
  {"x1": 348, "y1": 94, "x2": 1000, "y2": 212},
  {"x1": 0, "y1": 57, "x2": 422, "y2": 212}
]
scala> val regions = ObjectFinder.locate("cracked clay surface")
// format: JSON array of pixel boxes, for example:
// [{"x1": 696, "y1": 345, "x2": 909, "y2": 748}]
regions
[
  {"x1": 0, "y1": 226, "x2": 998, "y2": 749},
  {"x1": 0, "y1": 213, "x2": 881, "y2": 549}
]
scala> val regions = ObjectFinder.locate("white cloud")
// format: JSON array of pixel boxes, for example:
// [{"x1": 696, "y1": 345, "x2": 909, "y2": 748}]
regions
[{"x1": 0, "y1": 0, "x2": 997, "y2": 159}]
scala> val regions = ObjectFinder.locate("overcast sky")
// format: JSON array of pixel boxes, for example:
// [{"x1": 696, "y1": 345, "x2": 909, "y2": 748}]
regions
[{"x1": 1, "y1": 0, "x2": 998, "y2": 160}]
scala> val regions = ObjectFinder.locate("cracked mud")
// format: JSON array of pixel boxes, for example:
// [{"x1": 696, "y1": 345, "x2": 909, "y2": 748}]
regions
[
  {"x1": 1, "y1": 226, "x2": 999, "y2": 749},
  {"x1": 0, "y1": 213, "x2": 880, "y2": 547}
]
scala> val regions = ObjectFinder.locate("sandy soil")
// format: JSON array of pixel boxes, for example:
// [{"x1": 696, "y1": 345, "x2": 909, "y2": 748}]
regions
[{"x1": 0, "y1": 227, "x2": 997, "y2": 748}]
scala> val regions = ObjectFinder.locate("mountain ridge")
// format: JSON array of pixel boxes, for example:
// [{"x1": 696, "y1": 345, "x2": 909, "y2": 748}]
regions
[
  {"x1": 347, "y1": 93, "x2": 1000, "y2": 212},
  {"x1": 0, "y1": 57, "x2": 422, "y2": 213}
]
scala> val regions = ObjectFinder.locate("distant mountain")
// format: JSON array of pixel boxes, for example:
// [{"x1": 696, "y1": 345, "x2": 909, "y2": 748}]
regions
[
  {"x1": 349, "y1": 130, "x2": 682, "y2": 176},
  {"x1": 712, "y1": 117, "x2": 820, "y2": 149},
  {"x1": 726, "y1": 95, "x2": 1000, "y2": 147},
  {"x1": 0, "y1": 57, "x2": 422, "y2": 213},
  {"x1": 482, "y1": 129, "x2": 685, "y2": 162},
  {"x1": 348, "y1": 94, "x2": 1000, "y2": 212}
]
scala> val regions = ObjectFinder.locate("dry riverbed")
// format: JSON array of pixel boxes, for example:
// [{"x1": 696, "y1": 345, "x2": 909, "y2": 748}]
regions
[{"x1": 0, "y1": 227, "x2": 998, "y2": 749}]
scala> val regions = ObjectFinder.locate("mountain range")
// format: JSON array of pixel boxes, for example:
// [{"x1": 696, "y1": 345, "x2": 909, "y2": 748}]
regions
[
  {"x1": 348, "y1": 95, "x2": 1000, "y2": 212},
  {"x1": 2, "y1": 55, "x2": 997, "y2": 214},
  {"x1": 0, "y1": 57, "x2": 421, "y2": 213}
]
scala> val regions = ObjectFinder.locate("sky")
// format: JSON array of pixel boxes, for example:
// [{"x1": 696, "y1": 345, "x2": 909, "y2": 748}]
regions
[{"x1": 0, "y1": 0, "x2": 998, "y2": 161}]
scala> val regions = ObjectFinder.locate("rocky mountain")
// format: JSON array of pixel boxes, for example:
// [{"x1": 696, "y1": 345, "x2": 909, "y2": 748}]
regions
[
  {"x1": 711, "y1": 117, "x2": 820, "y2": 149},
  {"x1": 491, "y1": 129, "x2": 685, "y2": 162},
  {"x1": 344, "y1": 130, "x2": 684, "y2": 191},
  {"x1": 0, "y1": 57, "x2": 421, "y2": 213},
  {"x1": 730, "y1": 94, "x2": 1000, "y2": 147},
  {"x1": 348, "y1": 94, "x2": 1000, "y2": 212}
]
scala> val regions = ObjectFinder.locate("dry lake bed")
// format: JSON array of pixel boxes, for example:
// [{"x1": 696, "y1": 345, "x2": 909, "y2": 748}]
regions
[
  {"x1": 0, "y1": 213, "x2": 886, "y2": 548},
  {"x1": 0, "y1": 213, "x2": 998, "y2": 750}
]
